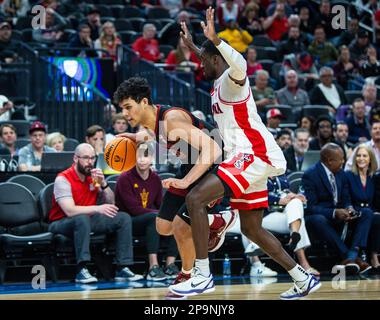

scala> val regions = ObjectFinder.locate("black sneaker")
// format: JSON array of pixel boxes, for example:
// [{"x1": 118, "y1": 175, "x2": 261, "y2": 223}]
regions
[
  {"x1": 164, "y1": 263, "x2": 180, "y2": 279},
  {"x1": 146, "y1": 265, "x2": 167, "y2": 281}
]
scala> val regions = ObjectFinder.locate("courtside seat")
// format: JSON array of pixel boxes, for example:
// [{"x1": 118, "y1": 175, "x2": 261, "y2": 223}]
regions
[{"x1": 0, "y1": 182, "x2": 55, "y2": 283}]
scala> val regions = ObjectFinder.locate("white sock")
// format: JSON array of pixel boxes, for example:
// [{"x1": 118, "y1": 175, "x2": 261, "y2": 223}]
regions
[
  {"x1": 288, "y1": 264, "x2": 309, "y2": 282},
  {"x1": 181, "y1": 268, "x2": 192, "y2": 275},
  {"x1": 208, "y1": 214, "x2": 214, "y2": 226},
  {"x1": 195, "y1": 258, "x2": 210, "y2": 277},
  {"x1": 253, "y1": 261, "x2": 262, "y2": 268}
]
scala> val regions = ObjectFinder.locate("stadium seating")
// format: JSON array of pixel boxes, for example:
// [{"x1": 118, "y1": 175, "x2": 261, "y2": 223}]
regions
[{"x1": 7, "y1": 174, "x2": 46, "y2": 199}]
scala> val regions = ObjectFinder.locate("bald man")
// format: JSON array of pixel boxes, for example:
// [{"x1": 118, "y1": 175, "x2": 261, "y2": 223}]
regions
[
  {"x1": 302, "y1": 143, "x2": 373, "y2": 274},
  {"x1": 48, "y1": 143, "x2": 143, "y2": 284}
]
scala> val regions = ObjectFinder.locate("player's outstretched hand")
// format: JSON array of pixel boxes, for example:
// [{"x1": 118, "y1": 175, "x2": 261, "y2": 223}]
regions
[
  {"x1": 180, "y1": 21, "x2": 194, "y2": 49},
  {"x1": 201, "y1": 7, "x2": 218, "y2": 42},
  {"x1": 116, "y1": 132, "x2": 137, "y2": 142},
  {"x1": 162, "y1": 178, "x2": 190, "y2": 190}
]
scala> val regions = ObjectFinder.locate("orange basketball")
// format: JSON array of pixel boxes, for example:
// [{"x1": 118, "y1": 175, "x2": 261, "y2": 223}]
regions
[{"x1": 104, "y1": 137, "x2": 137, "y2": 172}]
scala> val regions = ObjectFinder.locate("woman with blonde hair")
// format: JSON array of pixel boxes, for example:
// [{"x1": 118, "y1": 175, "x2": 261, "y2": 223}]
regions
[
  {"x1": 346, "y1": 144, "x2": 380, "y2": 273},
  {"x1": 46, "y1": 132, "x2": 66, "y2": 152},
  {"x1": 94, "y1": 21, "x2": 122, "y2": 62}
]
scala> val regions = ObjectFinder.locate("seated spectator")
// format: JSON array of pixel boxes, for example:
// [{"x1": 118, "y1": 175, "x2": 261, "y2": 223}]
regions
[
  {"x1": 307, "y1": 25, "x2": 338, "y2": 67},
  {"x1": 282, "y1": 52, "x2": 319, "y2": 90},
  {"x1": 349, "y1": 30, "x2": 371, "y2": 66},
  {"x1": 360, "y1": 46, "x2": 380, "y2": 79},
  {"x1": 132, "y1": 24, "x2": 163, "y2": 63},
  {"x1": 345, "y1": 98, "x2": 371, "y2": 145},
  {"x1": 337, "y1": 18, "x2": 359, "y2": 48},
  {"x1": 298, "y1": 6, "x2": 315, "y2": 36},
  {"x1": 278, "y1": 26, "x2": 305, "y2": 56},
  {"x1": 105, "y1": 113, "x2": 129, "y2": 144},
  {"x1": 275, "y1": 69, "x2": 310, "y2": 115},
  {"x1": 284, "y1": 128, "x2": 309, "y2": 172},
  {"x1": 46, "y1": 132, "x2": 66, "y2": 152},
  {"x1": 18, "y1": 121, "x2": 56, "y2": 172},
  {"x1": 251, "y1": 70, "x2": 277, "y2": 116},
  {"x1": 165, "y1": 37, "x2": 202, "y2": 82},
  {"x1": 333, "y1": 46, "x2": 361, "y2": 90},
  {"x1": 0, "y1": 123, "x2": 18, "y2": 156},
  {"x1": 32, "y1": 7, "x2": 66, "y2": 44},
  {"x1": 85, "y1": 125, "x2": 105, "y2": 155},
  {"x1": 375, "y1": 8, "x2": 380, "y2": 47},
  {"x1": 160, "y1": 11, "x2": 193, "y2": 48},
  {"x1": 1, "y1": 0, "x2": 30, "y2": 18},
  {"x1": 0, "y1": 22, "x2": 18, "y2": 55},
  {"x1": 48, "y1": 143, "x2": 143, "y2": 284},
  {"x1": 309, "y1": 115, "x2": 340, "y2": 151},
  {"x1": 316, "y1": 0, "x2": 340, "y2": 44},
  {"x1": 246, "y1": 47, "x2": 262, "y2": 77},
  {"x1": 115, "y1": 142, "x2": 179, "y2": 280},
  {"x1": 334, "y1": 122, "x2": 354, "y2": 160},
  {"x1": 309, "y1": 67, "x2": 347, "y2": 113},
  {"x1": 217, "y1": 18, "x2": 253, "y2": 53},
  {"x1": 362, "y1": 82, "x2": 379, "y2": 113},
  {"x1": 94, "y1": 21, "x2": 122, "y2": 63},
  {"x1": 262, "y1": 3, "x2": 289, "y2": 42},
  {"x1": 217, "y1": 0, "x2": 241, "y2": 29},
  {"x1": 69, "y1": 24, "x2": 97, "y2": 58},
  {"x1": 303, "y1": 143, "x2": 372, "y2": 274},
  {"x1": 276, "y1": 129, "x2": 292, "y2": 150},
  {"x1": 103, "y1": 103, "x2": 117, "y2": 133},
  {"x1": 299, "y1": 115, "x2": 316, "y2": 138},
  {"x1": 86, "y1": 7, "x2": 101, "y2": 41},
  {"x1": 266, "y1": 108, "x2": 284, "y2": 137},
  {"x1": 346, "y1": 144, "x2": 380, "y2": 272},
  {"x1": 345, "y1": 121, "x2": 380, "y2": 171},
  {"x1": 239, "y1": 2, "x2": 264, "y2": 37}
]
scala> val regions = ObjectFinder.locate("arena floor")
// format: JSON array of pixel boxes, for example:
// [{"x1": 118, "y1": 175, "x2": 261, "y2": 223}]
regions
[{"x1": 0, "y1": 275, "x2": 379, "y2": 300}]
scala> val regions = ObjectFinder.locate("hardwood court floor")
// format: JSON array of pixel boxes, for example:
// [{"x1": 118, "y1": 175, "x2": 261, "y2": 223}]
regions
[{"x1": 0, "y1": 277, "x2": 379, "y2": 300}]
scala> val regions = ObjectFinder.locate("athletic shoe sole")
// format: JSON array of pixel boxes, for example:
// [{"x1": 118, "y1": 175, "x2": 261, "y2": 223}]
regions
[
  {"x1": 170, "y1": 286, "x2": 216, "y2": 297},
  {"x1": 280, "y1": 280, "x2": 322, "y2": 300}
]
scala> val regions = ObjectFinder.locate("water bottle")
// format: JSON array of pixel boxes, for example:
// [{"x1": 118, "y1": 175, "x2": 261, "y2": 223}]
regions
[{"x1": 223, "y1": 254, "x2": 231, "y2": 278}]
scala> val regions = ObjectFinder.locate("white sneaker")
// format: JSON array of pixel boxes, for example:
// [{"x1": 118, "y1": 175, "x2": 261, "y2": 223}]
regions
[
  {"x1": 75, "y1": 268, "x2": 98, "y2": 284},
  {"x1": 250, "y1": 263, "x2": 278, "y2": 277},
  {"x1": 280, "y1": 275, "x2": 321, "y2": 300},
  {"x1": 245, "y1": 242, "x2": 264, "y2": 257},
  {"x1": 169, "y1": 268, "x2": 215, "y2": 296}
]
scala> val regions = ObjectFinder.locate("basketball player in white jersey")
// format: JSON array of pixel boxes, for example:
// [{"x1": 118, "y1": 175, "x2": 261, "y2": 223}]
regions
[{"x1": 165, "y1": 7, "x2": 321, "y2": 300}]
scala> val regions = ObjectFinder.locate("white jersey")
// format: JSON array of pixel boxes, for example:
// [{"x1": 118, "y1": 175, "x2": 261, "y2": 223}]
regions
[{"x1": 211, "y1": 69, "x2": 286, "y2": 169}]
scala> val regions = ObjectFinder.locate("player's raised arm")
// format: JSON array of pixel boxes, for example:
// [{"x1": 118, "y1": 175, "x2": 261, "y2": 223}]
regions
[
  {"x1": 180, "y1": 21, "x2": 202, "y2": 59},
  {"x1": 202, "y1": 7, "x2": 247, "y2": 85}
]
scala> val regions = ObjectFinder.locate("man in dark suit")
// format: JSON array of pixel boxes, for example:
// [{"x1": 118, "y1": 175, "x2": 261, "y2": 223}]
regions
[
  {"x1": 284, "y1": 128, "x2": 310, "y2": 172},
  {"x1": 303, "y1": 143, "x2": 372, "y2": 273}
]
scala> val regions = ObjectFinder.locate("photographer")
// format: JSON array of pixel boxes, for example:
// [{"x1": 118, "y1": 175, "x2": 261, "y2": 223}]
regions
[{"x1": 346, "y1": 144, "x2": 380, "y2": 273}]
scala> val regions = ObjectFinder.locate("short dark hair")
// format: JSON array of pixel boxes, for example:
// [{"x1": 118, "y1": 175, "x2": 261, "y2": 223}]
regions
[
  {"x1": 113, "y1": 77, "x2": 153, "y2": 105},
  {"x1": 315, "y1": 114, "x2": 333, "y2": 129},
  {"x1": 78, "y1": 23, "x2": 90, "y2": 32},
  {"x1": 276, "y1": 129, "x2": 291, "y2": 140},
  {"x1": 86, "y1": 125, "x2": 105, "y2": 138},
  {"x1": 201, "y1": 40, "x2": 224, "y2": 60}
]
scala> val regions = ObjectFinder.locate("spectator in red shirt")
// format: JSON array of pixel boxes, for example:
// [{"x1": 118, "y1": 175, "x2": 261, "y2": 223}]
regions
[
  {"x1": 115, "y1": 142, "x2": 179, "y2": 281},
  {"x1": 263, "y1": 2, "x2": 289, "y2": 42},
  {"x1": 132, "y1": 23, "x2": 163, "y2": 63},
  {"x1": 48, "y1": 143, "x2": 143, "y2": 284},
  {"x1": 246, "y1": 46, "x2": 263, "y2": 76},
  {"x1": 165, "y1": 37, "x2": 203, "y2": 81}
]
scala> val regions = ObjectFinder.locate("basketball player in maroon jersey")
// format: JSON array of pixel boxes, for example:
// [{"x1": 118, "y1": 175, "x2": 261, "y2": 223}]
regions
[{"x1": 114, "y1": 77, "x2": 237, "y2": 299}]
